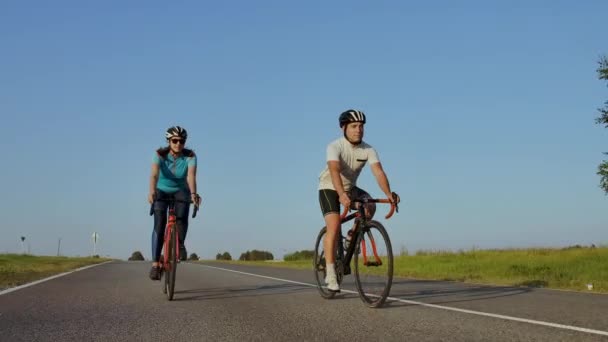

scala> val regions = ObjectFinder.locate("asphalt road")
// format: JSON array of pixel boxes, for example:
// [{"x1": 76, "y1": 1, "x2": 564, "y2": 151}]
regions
[{"x1": 1, "y1": 261, "x2": 607, "y2": 341}]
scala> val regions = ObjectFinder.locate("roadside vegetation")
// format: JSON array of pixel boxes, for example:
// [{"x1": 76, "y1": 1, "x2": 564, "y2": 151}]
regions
[
  {"x1": 204, "y1": 246, "x2": 608, "y2": 293},
  {"x1": 0, "y1": 254, "x2": 110, "y2": 289}
]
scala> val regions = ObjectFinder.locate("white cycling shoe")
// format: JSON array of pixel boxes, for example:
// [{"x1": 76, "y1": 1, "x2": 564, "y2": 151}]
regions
[{"x1": 325, "y1": 272, "x2": 340, "y2": 292}]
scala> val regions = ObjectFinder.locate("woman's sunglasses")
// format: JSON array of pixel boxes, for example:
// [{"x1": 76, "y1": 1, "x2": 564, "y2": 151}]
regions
[{"x1": 170, "y1": 139, "x2": 185, "y2": 145}]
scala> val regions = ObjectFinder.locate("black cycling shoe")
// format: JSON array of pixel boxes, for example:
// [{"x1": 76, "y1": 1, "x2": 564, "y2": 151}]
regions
[
  {"x1": 179, "y1": 245, "x2": 187, "y2": 261},
  {"x1": 149, "y1": 266, "x2": 161, "y2": 280}
]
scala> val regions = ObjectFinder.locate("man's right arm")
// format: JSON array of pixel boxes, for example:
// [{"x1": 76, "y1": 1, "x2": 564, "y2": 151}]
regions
[
  {"x1": 328, "y1": 161, "x2": 345, "y2": 196},
  {"x1": 328, "y1": 161, "x2": 351, "y2": 209}
]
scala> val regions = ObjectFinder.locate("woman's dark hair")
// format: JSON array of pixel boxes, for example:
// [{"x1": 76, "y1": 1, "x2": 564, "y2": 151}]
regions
[{"x1": 156, "y1": 146, "x2": 195, "y2": 159}]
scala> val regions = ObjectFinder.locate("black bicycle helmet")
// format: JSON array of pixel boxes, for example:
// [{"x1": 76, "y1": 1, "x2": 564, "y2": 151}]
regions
[{"x1": 339, "y1": 110, "x2": 366, "y2": 128}]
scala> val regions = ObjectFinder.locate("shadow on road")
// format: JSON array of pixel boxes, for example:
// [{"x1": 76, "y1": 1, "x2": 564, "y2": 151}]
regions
[
  {"x1": 383, "y1": 279, "x2": 532, "y2": 308},
  {"x1": 172, "y1": 283, "x2": 314, "y2": 301}
]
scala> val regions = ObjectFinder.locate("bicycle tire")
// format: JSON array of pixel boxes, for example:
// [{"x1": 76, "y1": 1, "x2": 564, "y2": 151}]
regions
[
  {"x1": 162, "y1": 254, "x2": 167, "y2": 294},
  {"x1": 166, "y1": 223, "x2": 177, "y2": 300},
  {"x1": 161, "y1": 252, "x2": 167, "y2": 294},
  {"x1": 313, "y1": 226, "x2": 344, "y2": 299},
  {"x1": 353, "y1": 220, "x2": 393, "y2": 308}
]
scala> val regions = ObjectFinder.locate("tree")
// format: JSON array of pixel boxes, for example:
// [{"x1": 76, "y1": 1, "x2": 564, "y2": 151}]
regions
[
  {"x1": 596, "y1": 55, "x2": 608, "y2": 194},
  {"x1": 284, "y1": 250, "x2": 314, "y2": 261},
  {"x1": 216, "y1": 252, "x2": 232, "y2": 260},
  {"x1": 188, "y1": 253, "x2": 199, "y2": 261},
  {"x1": 128, "y1": 251, "x2": 145, "y2": 261},
  {"x1": 238, "y1": 249, "x2": 274, "y2": 261}
]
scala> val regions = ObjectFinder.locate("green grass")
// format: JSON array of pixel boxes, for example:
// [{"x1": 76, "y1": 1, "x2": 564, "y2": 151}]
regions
[
  {"x1": 0, "y1": 254, "x2": 111, "y2": 289},
  {"x1": 202, "y1": 246, "x2": 608, "y2": 293},
  {"x1": 391, "y1": 247, "x2": 608, "y2": 292}
]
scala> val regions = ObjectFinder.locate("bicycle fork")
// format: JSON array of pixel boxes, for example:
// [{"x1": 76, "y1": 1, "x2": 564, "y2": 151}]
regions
[{"x1": 361, "y1": 230, "x2": 383, "y2": 267}]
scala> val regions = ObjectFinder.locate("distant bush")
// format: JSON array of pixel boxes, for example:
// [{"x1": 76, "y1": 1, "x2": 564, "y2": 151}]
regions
[
  {"x1": 216, "y1": 252, "x2": 232, "y2": 260},
  {"x1": 560, "y1": 244, "x2": 599, "y2": 250},
  {"x1": 128, "y1": 251, "x2": 145, "y2": 261},
  {"x1": 239, "y1": 250, "x2": 274, "y2": 261},
  {"x1": 188, "y1": 253, "x2": 199, "y2": 261},
  {"x1": 284, "y1": 250, "x2": 314, "y2": 261}
]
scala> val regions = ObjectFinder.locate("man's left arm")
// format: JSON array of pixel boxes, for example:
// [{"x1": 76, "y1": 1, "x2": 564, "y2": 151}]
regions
[{"x1": 370, "y1": 162, "x2": 393, "y2": 199}]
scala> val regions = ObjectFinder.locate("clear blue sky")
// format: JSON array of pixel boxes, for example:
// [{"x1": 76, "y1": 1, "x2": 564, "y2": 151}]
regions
[{"x1": 1, "y1": 1, "x2": 606, "y2": 259}]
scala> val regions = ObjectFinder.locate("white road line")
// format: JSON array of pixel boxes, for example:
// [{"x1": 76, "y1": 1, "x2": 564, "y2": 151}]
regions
[
  {"x1": 199, "y1": 264, "x2": 608, "y2": 337},
  {"x1": 0, "y1": 261, "x2": 113, "y2": 296}
]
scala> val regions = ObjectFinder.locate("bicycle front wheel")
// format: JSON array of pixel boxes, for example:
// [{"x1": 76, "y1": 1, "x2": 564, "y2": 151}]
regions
[
  {"x1": 166, "y1": 224, "x2": 178, "y2": 300},
  {"x1": 353, "y1": 220, "x2": 393, "y2": 308}
]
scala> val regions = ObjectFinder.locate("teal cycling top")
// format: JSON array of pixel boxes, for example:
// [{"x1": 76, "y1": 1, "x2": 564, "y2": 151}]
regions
[{"x1": 153, "y1": 149, "x2": 197, "y2": 193}]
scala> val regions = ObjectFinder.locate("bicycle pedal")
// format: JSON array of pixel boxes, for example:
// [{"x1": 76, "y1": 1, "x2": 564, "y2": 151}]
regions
[{"x1": 364, "y1": 261, "x2": 382, "y2": 267}]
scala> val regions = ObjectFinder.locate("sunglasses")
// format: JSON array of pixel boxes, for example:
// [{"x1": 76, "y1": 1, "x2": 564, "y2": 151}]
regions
[{"x1": 170, "y1": 139, "x2": 185, "y2": 145}]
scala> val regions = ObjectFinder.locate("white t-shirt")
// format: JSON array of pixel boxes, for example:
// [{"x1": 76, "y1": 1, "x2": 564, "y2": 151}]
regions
[{"x1": 318, "y1": 137, "x2": 380, "y2": 191}]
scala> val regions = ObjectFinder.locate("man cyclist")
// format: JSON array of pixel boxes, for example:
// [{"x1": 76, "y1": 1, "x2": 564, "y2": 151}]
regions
[
  {"x1": 318, "y1": 110, "x2": 399, "y2": 292},
  {"x1": 148, "y1": 126, "x2": 201, "y2": 280}
]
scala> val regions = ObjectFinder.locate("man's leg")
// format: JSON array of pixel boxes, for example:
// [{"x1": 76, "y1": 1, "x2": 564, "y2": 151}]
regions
[
  {"x1": 344, "y1": 187, "x2": 377, "y2": 243},
  {"x1": 319, "y1": 189, "x2": 341, "y2": 292},
  {"x1": 351, "y1": 187, "x2": 376, "y2": 218}
]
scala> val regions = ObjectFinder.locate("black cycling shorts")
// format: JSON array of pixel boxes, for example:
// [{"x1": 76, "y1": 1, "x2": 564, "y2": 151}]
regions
[{"x1": 318, "y1": 187, "x2": 375, "y2": 217}]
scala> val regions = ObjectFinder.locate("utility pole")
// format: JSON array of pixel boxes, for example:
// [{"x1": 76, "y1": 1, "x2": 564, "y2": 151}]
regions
[{"x1": 57, "y1": 238, "x2": 62, "y2": 256}]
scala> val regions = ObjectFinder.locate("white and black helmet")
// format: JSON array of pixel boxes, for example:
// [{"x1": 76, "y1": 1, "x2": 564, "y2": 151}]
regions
[
  {"x1": 339, "y1": 109, "x2": 366, "y2": 128},
  {"x1": 165, "y1": 126, "x2": 188, "y2": 140}
]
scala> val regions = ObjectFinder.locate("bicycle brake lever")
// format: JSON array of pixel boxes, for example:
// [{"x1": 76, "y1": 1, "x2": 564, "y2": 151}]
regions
[{"x1": 391, "y1": 192, "x2": 400, "y2": 213}]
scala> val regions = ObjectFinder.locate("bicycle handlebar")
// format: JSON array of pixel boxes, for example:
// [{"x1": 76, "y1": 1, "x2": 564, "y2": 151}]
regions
[
  {"x1": 340, "y1": 193, "x2": 399, "y2": 221},
  {"x1": 149, "y1": 197, "x2": 200, "y2": 218}
]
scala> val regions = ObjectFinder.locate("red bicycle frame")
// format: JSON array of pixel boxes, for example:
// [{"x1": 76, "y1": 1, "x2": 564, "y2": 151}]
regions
[{"x1": 161, "y1": 207, "x2": 180, "y2": 271}]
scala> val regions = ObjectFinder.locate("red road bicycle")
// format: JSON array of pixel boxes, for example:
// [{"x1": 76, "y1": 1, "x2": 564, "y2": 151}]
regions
[{"x1": 149, "y1": 197, "x2": 199, "y2": 300}]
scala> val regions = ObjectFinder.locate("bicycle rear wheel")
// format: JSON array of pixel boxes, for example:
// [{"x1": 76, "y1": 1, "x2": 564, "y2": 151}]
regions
[
  {"x1": 313, "y1": 226, "x2": 342, "y2": 299},
  {"x1": 161, "y1": 252, "x2": 167, "y2": 294},
  {"x1": 353, "y1": 220, "x2": 393, "y2": 308},
  {"x1": 166, "y1": 224, "x2": 178, "y2": 300}
]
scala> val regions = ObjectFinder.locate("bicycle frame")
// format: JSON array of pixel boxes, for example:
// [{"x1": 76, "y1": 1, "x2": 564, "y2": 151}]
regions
[
  {"x1": 162, "y1": 206, "x2": 179, "y2": 269},
  {"x1": 337, "y1": 198, "x2": 397, "y2": 276}
]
